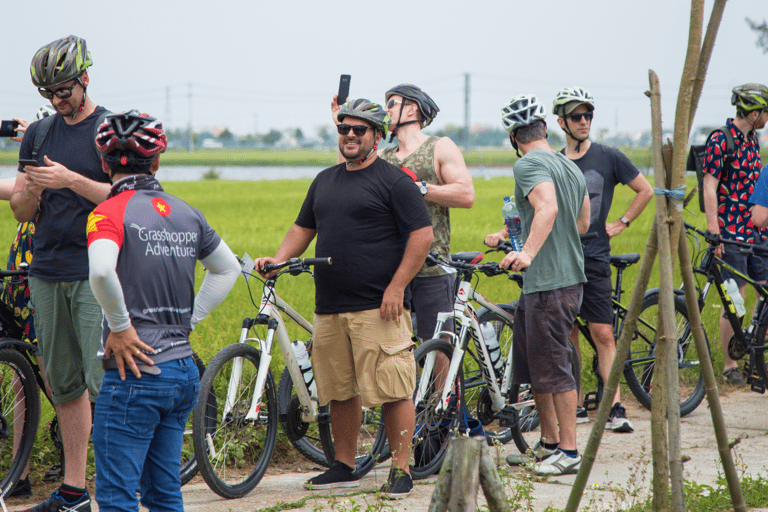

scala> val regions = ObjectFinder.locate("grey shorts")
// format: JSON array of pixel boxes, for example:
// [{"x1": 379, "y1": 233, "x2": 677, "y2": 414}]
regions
[
  {"x1": 409, "y1": 274, "x2": 455, "y2": 340},
  {"x1": 29, "y1": 277, "x2": 104, "y2": 404},
  {"x1": 512, "y1": 285, "x2": 582, "y2": 394}
]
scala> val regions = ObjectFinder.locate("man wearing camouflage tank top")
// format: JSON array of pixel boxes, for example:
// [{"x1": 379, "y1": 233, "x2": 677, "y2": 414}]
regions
[{"x1": 333, "y1": 84, "x2": 474, "y2": 342}]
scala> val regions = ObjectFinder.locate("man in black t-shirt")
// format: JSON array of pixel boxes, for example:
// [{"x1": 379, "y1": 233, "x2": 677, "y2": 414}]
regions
[
  {"x1": 256, "y1": 99, "x2": 432, "y2": 500},
  {"x1": 12, "y1": 36, "x2": 111, "y2": 512},
  {"x1": 552, "y1": 87, "x2": 653, "y2": 433}
]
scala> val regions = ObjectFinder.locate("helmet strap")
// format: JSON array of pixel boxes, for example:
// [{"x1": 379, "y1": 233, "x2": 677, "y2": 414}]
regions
[
  {"x1": 509, "y1": 133, "x2": 521, "y2": 158},
  {"x1": 388, "y1": 100, "x2": 419, "y2": 142},
  {"x1": 73, "y1": 77, "x2": 86, "y2": 120}
]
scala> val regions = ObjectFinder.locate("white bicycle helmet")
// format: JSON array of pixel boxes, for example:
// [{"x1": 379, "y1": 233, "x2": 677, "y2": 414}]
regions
[
  {"x1": 552, "y1": 87, "x2": 595, "y2": 116},
  {"x1": 501, "y1": 95, "x2": 547, "y2": 133},
  {"x1": 34, "y1": 104, "x2": 56, "y2": 121}
]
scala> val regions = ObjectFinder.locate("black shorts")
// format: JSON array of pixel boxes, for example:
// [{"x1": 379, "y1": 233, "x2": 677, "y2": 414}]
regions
[
  {"x1": 579, "y1": 259, "x2": 613, "y2": 325},
  {"x1": 512, "y1": 284, "x2": 582, "y2": 394},
  {"x1": 721, "y1": 242, "x2": 768, "y2": 285},
  {"x1": 408, "y1": 274, "x2": 455, "y2": 340}
]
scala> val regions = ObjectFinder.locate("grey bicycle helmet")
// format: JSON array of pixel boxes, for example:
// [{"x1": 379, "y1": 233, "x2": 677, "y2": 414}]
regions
[
  {"x1": 501, "y1": 95, "x2": 547, "y2": 133},
  {"x1": 30, "y1": 35, "x2": 92, "y2": 88},
  {"x1": 337, "y1": 99, "x2": 391, "y2": 137},
  {"x1": 731, "y1": 83, "x2": 768, "y2": 113},
  {"x1": 385, "y1": 84, "x2": 440, "y2": 127},
  {"x1": 552, "y1": 87, "x2": 595, "y2": 117}
]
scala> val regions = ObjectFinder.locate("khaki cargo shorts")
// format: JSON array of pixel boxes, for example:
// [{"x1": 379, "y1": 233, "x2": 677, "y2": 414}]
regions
[{"x1": 311, "y1": 309, "x2": 416, "y2": 408}]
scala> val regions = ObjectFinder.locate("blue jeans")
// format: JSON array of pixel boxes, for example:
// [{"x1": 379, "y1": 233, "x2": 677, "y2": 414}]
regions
[{"x1": 93, "y1": 357, "x2": 199, "y2": 512}]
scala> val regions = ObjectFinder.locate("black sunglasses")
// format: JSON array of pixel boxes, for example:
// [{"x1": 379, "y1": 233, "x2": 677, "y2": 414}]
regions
[
  {"x1": 337, "y1": 124, "x2": 370, "y2": 136},
  {"x1": 38, "y1": 79, "x2": 80, "y2": 100},
  {"x1": 568, "y1": 112, "x2": 593, "y2": 122}
]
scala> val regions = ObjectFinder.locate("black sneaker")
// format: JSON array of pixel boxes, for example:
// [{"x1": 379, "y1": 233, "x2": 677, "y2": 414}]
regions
[
  {"x1": 379, "y1": 467, "x2": 413, "y2": 500},
  {"x1": 19, "y1": 488, "x2": 91, "y2": 512},
  {"x1": 576, "y1": 406, "x2": 589, "y2": 424},
  {"x1": 9, "y1": 476, "x2": 32, "y2": 498},
  {"x1": 605, "y1": 402, "x2": 634, "y2": 433},
  {"x1": 304, "y1": 461, "x2": 360, "y2": 490}
]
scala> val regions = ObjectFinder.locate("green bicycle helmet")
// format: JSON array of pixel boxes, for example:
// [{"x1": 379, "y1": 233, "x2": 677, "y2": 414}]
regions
[
  {"x1": 30, "y1": 35, "x2": 92, "y2": 88},
  {"x1": 731, "y1": 83, "x2": 768, "y2": 114},
  {"x1": 501, "y1": 94, "x2": 546, "y2": 133},
  {"x1": 337, "y1": 98, "x2": 391, "y2": 137},
  {"x1": 552, "y1": 87, "x2": 595, "y2": 117}
]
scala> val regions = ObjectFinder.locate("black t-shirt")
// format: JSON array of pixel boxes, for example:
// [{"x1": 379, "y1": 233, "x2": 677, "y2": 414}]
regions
[
  {"x1": 296, "y1": 158, "x2": 432, "y2": 314},
  {"x1": 562, "y1": 143, "x2": 639, "y2": 262},
  {"x1": 18, "y1": 107, "x2": 111, "y2": 281}
]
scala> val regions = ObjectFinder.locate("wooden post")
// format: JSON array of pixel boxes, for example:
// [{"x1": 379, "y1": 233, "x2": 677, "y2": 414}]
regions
[{"x1": 428, "y1": 437, "x2": 511, "y2": 512}]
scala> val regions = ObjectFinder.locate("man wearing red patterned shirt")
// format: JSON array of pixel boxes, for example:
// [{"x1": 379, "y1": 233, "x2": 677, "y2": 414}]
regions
[{"x1": 702, "y1": 83, "x2": 768, "y2": 385}]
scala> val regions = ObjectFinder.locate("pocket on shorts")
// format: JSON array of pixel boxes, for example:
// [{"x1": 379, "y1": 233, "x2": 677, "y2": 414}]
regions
[{"x1": 376, "y1": 341, "x2": 416, "y2": 401}]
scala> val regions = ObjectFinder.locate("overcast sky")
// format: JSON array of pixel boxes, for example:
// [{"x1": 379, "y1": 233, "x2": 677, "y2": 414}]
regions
[{"x1": 1, "y1": 0, "x2": 765, "y2": 138}]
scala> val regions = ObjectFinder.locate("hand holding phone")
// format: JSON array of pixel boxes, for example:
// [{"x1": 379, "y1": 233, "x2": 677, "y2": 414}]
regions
[
  {"x1": 337, "y1": 75, "x2": 351, "y2": 106},
  {"x1": 0, "y1": 120, "x2": 19, "y2": 138},
  {"x1": 18, "y1": 159, "x2": 37, "y2": 172}
]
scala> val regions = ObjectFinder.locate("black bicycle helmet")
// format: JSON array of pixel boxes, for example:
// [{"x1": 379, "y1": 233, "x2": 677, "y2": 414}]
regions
[
  {"x1": 385, "y1": 84, "x2": 440, "y2": 127},
  {"x1": 96, "y1": 110, "x2": 167, "y2": 172},
  {"x1": 337, "y1": 99, "x2": 391, "y2": 136},
  {"x1": 731, "y1": 83, "x2": 768, "y2": 114},
  {"x1": 30, "y1": 35, "x2": 92, "y2": 88}
]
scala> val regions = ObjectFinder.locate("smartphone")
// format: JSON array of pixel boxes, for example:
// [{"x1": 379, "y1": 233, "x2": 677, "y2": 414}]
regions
[
  {"x1": 338, "y1": 75, "x2": 351, "y2": 106},
  {"x1": 0, "y1": 120, "x2": 19, "y2": 138},
  {"x1": 18, "y1": 158, "x2": 37, "y2": 172}
]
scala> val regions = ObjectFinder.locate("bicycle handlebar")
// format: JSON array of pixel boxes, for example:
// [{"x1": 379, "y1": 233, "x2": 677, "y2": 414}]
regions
[
  {"x1": 684, "y1": 222, "x2": 768, "y2": 256},
  {"x1": 262, "y1": 257, "x2": 332, "y2": 274}
]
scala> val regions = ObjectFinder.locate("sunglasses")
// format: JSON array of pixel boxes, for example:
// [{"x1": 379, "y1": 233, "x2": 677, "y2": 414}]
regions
[
  {"x1": 38, "y1": 79, "x2": 80, "y2": 99},
  {"x1": 386, "y1": 98, "x2": 414, "y2": 109},
  {"x1": 568, "y1": 112, "x2": 593, "y2": 122},
  {"x1": 337, "y1": 124, "x2": 370, "y2": 136}
]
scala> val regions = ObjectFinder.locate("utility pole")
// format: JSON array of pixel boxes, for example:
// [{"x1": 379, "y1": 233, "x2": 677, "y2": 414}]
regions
[
  {"x1": 165, "y1": 86, "x2": 171, "y2": 128},
  {"x1": 464, "y1": 73, "x2": 470, "y2": 146},
  {"x1": 187, "y1": 83, "x2": 193, "y2": 152}
]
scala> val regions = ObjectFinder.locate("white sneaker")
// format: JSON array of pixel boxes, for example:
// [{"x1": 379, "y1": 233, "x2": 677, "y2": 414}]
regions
[
  {"x1": 506, "y1": 440, "x2": 555, "y2": 466},
  {"x1": 605, "y1": 402, "x2": 634, "y2": 433},
  {"x1": 576, "y1": 406, "x2": 590, "y2": 424},
  {"x1": 534, "y1": 450, "x2": 582, "y2": 476}
]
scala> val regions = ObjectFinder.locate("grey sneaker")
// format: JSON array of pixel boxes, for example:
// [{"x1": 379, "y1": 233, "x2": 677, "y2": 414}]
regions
[
  {"x1": 533, "y1": 450, "x2": 582, "y2": 476},
  {"x1": 379, "y1": 467, "x2": 413, "y2": 500},
  {"x1": 722, "y1": 366, "x2": 745, "y2": 386},
  {"x1": 605, "y1": 402, "x2": 634, "y2": 433},
  {"x1": 506, "y1": 440, "x2": 556, "y2": 466},
  {"x1": 576, "y1": 406, "x2": 589, "y2": 424},
  {"x1": 304, "y1": 461, "x2": 360, "y2": 490}
]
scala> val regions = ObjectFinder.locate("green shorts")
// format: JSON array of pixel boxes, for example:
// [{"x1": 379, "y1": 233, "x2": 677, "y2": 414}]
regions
[{"x1": 29, "y1": 277, "x2": 104, "y2": 404}]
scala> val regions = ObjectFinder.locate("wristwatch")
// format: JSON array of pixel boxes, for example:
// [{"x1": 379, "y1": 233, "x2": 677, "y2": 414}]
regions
[
  {"x1": 419, "y1": 181, "x2": 428, "y2": 196},
  {"x1": 620, "y1": 216, "x2": 631, "y2": 227}
]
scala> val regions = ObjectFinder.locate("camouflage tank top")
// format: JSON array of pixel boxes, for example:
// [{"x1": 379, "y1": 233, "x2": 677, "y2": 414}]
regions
[{"x1": 381, "y1": 136, "x2": 450, "y2": 277}]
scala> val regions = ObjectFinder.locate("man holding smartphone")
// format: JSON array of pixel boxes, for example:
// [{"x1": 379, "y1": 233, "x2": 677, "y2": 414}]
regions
[{"x1": 13, "y1": 35, "x2": 111, "y2": 512}]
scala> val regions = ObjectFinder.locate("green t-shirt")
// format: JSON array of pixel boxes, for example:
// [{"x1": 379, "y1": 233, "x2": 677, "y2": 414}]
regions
[{"x1": 513, "y1": 148, "x2": 587, "y2": 294}]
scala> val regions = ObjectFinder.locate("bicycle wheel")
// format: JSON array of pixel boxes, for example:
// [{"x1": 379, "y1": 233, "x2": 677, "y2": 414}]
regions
[
  {"x1": 471, "y1": 303, "x2": 518, "y2": 445},
  {"x1": 192, "y1": 343, "x2": 278, "y2": 499},
  {"x1": 179, "y1": 351, "x2": 210, "y2": 486},
  {"x1": 749, "y1": 320, "x2": 768, "y2": 387},
  {"x1": 411, "y1": 339, "x2": 463, "y2": 479},
  {"x1": 0, "y1": 348, "x2": 40, "y2": 496},
  {"x1": 277, "y1": 367, "x2": 387, "y2": 476},
  {"x1": 623, "y1": 292, "x2": 706, "y2": 417}
]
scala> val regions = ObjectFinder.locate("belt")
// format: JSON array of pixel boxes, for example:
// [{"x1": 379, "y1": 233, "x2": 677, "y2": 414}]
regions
[{"x1": 102, "y1": 359, "x2": 161, "y2": 375}]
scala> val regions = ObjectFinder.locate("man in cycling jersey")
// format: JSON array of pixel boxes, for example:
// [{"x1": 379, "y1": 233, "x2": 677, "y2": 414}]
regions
[
  {"x1": 703, "y1": 84, "x2": 768, "y2": 386},
  {"x1": 486, "y1": 94, "x2": 590, "y2": 476},
  {"x1": 552, "y1": 87, "x2": 653, "y2": 432},
  {"x1": 87, "y1": 111, "x2": 239, "y2": 512},
  {"x1": 257, "y1": 99, "x2": 432, "y2": 499}
]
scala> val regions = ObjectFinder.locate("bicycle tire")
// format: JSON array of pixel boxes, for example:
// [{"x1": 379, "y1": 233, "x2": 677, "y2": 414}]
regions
[
  {"x1": 192, "y1": 343, "x2": 278, "y2": 499},
  {"x1": 0, "y1": 348, "x2": 40, "y2": 497},
  {"x1": 277, "y1": 367, "x2": 387, "y2": 476},
  {"x1": 411, "y1": 339, "x2": 464, "y2": 479},
  {"x1": 749, "y1": 319, "x2": 768, "y2": 388},
  {"x1": 179, "y1": 351, "x2": 210, "y2": 486},
  {"x1": 623, "y1": 292, "x2": 706, "y2": 417}
]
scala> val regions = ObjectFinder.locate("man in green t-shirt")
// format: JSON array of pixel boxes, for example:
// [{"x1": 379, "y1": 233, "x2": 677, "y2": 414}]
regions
[{"x1": 486, "y1": 94, "x2": 590, "y2": 476}]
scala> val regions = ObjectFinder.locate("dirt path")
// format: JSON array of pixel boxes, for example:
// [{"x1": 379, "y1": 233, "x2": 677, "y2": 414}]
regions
[{"x1": 8, "y1": 388, "x2": 768, "y2": 512}]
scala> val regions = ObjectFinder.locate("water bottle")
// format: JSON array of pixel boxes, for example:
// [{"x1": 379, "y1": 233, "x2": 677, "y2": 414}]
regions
[
  {"x1": 479, "y1": 321, "x2": 504, "y2": 380},
  {"x1": 502, "y1": 196, "x2": 523, "y2": 252},
  {"x1": 291, "y1": 341, "x2": 317, "y2": 397},
  {"x1": 724, "y1": 278, "x2": 746, "y2": 318}
]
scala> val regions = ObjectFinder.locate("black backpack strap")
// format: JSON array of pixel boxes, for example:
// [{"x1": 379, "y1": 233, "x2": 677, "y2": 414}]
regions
[{"x1": 30, "y1": 115, "x2": 56, "y2": 159}]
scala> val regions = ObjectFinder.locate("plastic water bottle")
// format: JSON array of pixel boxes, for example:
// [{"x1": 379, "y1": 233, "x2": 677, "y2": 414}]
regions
[
  {"x1": 502, "y1": 197, "x2": 523, "y2": 252},
  {"x1": 479, "y1": 321, "x2": 504, "y2": 380},
  {"x1": 291, "y1": 341, "x2": 317, "y2": 397},
  {"x1": 724, "y1": 278, "x2": 746, "y2": 318}
]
